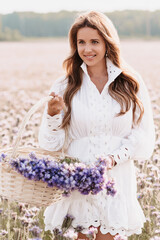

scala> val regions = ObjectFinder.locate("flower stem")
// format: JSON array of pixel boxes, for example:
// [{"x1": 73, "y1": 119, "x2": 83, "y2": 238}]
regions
[{"x1": 6, "y1": 200, "x2": 11, "y2": 240}]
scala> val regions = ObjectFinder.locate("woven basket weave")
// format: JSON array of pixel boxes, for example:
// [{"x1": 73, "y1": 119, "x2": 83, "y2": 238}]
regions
[{"x1": 0, "y1": 96, "x2": 68, "y2": 207}]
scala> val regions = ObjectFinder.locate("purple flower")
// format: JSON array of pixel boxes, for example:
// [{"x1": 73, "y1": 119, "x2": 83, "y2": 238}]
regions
[
  {"x1": 83, "y1": 226, "x2": 98, "y2": 240},
  {"x1": 105, "y1": 179, "x2": 117, "y2": 197},
  {"x1": 9, "y1": 152, "x2": 117, "y2": 197},
  {"x1": 95, "y1": 156, "x2": 107, "y2": 167},
  {"x1": 75, "y1": 225, "x2": 84, "y2": 232},
  {"x1": 29, "y1": 152, "x2": 38, "y2": 160},
  {"x1": 114, "y1": 234, "x2": 127, "y2": 240},
  {"x1": 63, "y1": 229, "x2": 78, "y2": 239},
  {"x1": 0, "y1": 153, "x2": 7, "y2": 162},
  {"x1": 53, "y1": 228, "x2": 63, "y2": 238},
  {"x1": 29, "y1": 226, "x2": 42, "y2": 237},
  {"x1": 29, "y1": 238, "x2": 42, "y2": 240},
  {"x1": 0, "y1": 230, "x2": 8, "y2": 236}
]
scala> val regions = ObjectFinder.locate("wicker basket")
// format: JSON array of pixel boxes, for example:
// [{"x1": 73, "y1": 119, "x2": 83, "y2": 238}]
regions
[{"x1": 0, "y1": 96, "x2": 68, "y2": 207}]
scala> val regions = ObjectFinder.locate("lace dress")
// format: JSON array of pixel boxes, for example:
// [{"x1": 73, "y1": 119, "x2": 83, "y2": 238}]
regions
[{"x1": 38, "y1": 57, "x2": 155, "y2": 237}]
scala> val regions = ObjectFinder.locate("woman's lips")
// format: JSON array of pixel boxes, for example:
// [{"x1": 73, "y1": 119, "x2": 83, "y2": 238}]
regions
[{"x1": 84, "y1": 55, "x2": 96, "y2": 59}]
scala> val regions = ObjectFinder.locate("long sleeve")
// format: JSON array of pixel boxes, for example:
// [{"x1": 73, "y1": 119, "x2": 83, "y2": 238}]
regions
[
  {"x1": 111, "y1": 73, "x2": 155, "y2": 165},
  {"x1": 38, "y1": 76, "x2": 67, "y2": 151}
]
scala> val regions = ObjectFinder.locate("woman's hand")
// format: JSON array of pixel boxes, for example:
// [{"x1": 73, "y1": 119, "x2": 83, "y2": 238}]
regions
[
  {"x1": 47, "y1": 92, "x2": 65, "y2": 116},
  {"x1": 106, "y1": 155, "x2": 117, "y2": 170}
]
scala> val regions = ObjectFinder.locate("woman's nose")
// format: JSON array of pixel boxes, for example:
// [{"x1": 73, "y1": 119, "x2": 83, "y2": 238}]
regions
[{"x1": 84, "y1": 44, "x2": 92, "y2": 53}]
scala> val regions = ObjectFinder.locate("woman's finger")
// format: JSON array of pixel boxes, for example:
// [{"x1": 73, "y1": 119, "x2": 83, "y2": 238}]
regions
[
  {"x1": 50, "y1": 92, "x2": 56, "y2": 97},
  {"x1": 54, "y1": 95, "x2": 60, "y2": 101}
]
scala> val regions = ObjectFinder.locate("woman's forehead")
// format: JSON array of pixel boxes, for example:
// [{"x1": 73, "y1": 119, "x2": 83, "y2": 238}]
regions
[{"x1": 77, "y1": 27, "x2": 102, "y2": 40}]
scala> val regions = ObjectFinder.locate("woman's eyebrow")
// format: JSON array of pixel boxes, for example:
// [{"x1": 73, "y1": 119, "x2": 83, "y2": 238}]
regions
[{"x1": 77, "y1": 38, "x2": 99, "y2": 41}]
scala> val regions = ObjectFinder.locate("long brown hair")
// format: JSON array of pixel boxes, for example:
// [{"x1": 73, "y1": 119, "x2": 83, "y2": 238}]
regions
[{"x1": 62, "y1": 11, "x2": 144, "y2": 128}]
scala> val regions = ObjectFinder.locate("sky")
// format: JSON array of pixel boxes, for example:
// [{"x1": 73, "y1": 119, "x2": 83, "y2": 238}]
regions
[{"x1": 0, "y1": 0, "x2": 160, "y2": 14}]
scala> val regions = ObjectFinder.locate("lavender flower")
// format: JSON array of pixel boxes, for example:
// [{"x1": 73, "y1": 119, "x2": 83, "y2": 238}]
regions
[
  {"x1": 74, "y1": 225, "x2": 84, "y2": 232},
  {"x1": 0, "y1": 230, "x2": 8, "y2": 236},
  {"x1": 53, "y1": 228, "x2": 63, "y2": 239},
  {"x1": 85, "y1": 226, "x2": 98, "y2": 240},
  {"x1": 150, "y1": 237, "x2": 160, "y2": 240},
  {"x1": 0, "y1": 153, "x2": 7, "y2": 162},
  {"x1": 96, "y1": 155, "x2": 113, "y2": 169},
  {"x1": 63, "y1": 228, "x2": 78, "y2": 239},
  {"x1": 9, "y1": 152, "x2": 117, "y2": 197},
  {"x1": 0, "y1": 208, "x2": 3, "y2": 214},
  {"x1": 29, "y1": 226, "x2": 42, "y2": 237},
  {"x1": 114, "y1": 234, "x2": 127, "y2": 240},
  {"x1": 54, "y1": 214, "x2": 79, "y2": 240},
  {"x1": 62, "y1": 214, "x2": 74, "y2": 230},
  {"x1": 29, "y1": 152, "x2": 38, "y2": 161},
  {"x1": 29, "y1": 238, "x2": 42, "y2": 240},
  {"x1": 95, "y1": 155, "x2": 107, "y2": 167},
  {"x1": 105, "y1": 179, "x2": 117, "y2": 197}
]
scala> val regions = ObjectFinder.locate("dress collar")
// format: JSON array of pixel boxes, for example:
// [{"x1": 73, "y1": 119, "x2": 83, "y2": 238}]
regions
[{"x1": 80, "y1": 57, "x2": 122, "y2": 85}]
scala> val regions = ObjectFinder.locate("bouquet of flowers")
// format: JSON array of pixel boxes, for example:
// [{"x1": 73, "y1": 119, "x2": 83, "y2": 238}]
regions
[
  {"x1": 0, "y1": 96, "x2": 117, "y2": 207},
  {"x1": 0, "y1": 152, "x2": 117, "y2": 199},
  {"x1": 0, "y1": 152, "x2": 119, "y2": 239}
]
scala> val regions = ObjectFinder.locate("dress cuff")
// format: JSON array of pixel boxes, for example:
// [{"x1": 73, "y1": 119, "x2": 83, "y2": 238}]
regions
[
  {"x1": 46, "y1": 113, "x2": 63, "y2": 132},
  {"x1": 111, "y1": 145, "x2": 133, "y2": 165}
]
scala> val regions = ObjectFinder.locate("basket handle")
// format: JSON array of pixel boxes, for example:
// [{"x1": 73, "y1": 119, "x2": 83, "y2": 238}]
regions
[{"x1": 11, "y1": 96, "x2": 66, "y2": 158}]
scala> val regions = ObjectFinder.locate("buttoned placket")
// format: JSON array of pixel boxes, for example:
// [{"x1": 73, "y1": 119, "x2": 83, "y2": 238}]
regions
[
  {"x1": 88, "y1": 80, "x2": 96, "y2": 157},
  {"x1": 80, "y1": 57, "x2": 122, "y2": 161},
  {"x1": 87, "y1": 79, "x2": 110, "y2": 158}
]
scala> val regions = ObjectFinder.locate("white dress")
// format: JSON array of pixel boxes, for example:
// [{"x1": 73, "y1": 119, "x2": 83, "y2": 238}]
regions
[{"x1": 38, "y1": 57, "x2": 155, "y2": 237}]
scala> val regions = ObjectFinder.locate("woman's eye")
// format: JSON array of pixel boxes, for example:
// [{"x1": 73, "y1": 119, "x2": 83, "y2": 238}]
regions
[
  {"x1": 78, "y1": 40, "x2": 84, "y2": 44},
  {"x1": 92, "y1": 40, "x2": 98, "y2": 44}
]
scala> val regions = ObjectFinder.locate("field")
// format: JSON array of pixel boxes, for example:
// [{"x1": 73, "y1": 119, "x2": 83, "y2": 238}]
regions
[{"x1": 0, "y1": 39, "x2": 160, "y2": 240}]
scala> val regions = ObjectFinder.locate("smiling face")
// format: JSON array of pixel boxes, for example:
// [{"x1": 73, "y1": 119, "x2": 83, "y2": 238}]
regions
[{"x1": 77, "y1": 27, "x2": 107, "y2": 68}]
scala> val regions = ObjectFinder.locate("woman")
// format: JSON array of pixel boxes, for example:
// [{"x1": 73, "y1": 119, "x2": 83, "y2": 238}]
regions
[{"x1": 38, "y1": 11, "x2": 155, "y2": 240}]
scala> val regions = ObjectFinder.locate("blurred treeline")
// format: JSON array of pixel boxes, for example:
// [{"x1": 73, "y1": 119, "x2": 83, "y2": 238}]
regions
[{"x1": 0, "y1": 10, "x2": 160, "y2": 41}]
